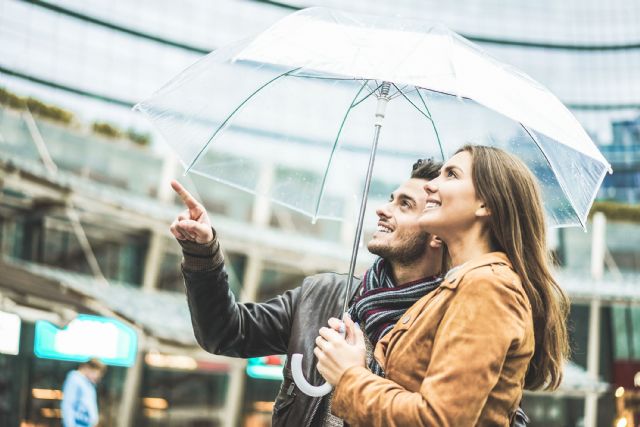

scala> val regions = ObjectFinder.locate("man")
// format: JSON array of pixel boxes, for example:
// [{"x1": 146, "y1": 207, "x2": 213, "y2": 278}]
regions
[
  {"x1": 61, "y1": 358, "x2": 106, "y2": 427},
  {"x1": 170, "y1": 159, "x2": 444, "y2": 427}
]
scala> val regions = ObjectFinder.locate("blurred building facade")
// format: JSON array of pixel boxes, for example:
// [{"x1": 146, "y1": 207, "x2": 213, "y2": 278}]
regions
[{"x1": 0, "y1": 1, "x2": 639, "y2": 427}]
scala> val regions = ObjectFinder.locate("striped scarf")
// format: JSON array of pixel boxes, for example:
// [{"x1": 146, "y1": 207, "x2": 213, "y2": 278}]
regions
[{"x1": 348, "y1": 257, "x2": 442, "y2": 376}]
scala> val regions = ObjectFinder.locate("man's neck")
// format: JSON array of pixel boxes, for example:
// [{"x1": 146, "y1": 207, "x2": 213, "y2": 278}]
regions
[{"x1": 389, "y1": 259, "x2": 441, "y2": 285}]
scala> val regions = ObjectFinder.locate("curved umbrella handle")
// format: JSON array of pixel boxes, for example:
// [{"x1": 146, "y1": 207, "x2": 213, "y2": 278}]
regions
[{"x1": 291, "y1": 353, "x2": 333, "y2": 397}]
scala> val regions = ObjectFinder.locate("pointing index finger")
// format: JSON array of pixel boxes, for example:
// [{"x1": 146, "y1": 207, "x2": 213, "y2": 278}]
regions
[{"x1": 171, "y1": 180, "x2": 199, "y2": 209}]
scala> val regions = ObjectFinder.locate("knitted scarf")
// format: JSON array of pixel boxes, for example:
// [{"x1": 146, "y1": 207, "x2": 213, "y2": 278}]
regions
[{"x1": 348, "y1": 257, "x2": 442, "y2": 376}]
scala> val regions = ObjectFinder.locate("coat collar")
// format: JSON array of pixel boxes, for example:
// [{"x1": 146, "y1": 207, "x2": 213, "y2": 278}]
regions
[{"x1": 440, "y1": 252, "x2": 513, "y2": 289}]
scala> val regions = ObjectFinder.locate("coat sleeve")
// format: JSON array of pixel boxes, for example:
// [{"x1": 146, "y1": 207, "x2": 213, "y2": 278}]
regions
[
  {"x1": 332, "y1": 271, "x2": 530, "y2": 427},
  {"x1": 180, "y1": 235, "x2": 301, "y2": 358},
  {"x1": 61, "y1": 375, "x2": 78, "y2": 427}
]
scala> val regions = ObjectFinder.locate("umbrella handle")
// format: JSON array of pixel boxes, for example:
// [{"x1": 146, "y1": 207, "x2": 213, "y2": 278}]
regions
[
  {"x1": 290, "y1": 354, "x2": 333, "y2": 397},
  {"x1": 291, "y1": 322, "x2": 346, "y2": 397}
]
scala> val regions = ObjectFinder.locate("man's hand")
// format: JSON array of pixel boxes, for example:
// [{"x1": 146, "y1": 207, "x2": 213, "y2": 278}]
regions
[{"x1": 169, "y1": 180, "x2": 214, "y2": 244}]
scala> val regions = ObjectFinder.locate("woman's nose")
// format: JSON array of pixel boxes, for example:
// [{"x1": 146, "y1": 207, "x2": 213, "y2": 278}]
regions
[{"x1": 424, "y1": 179, "x2": 438, "y2": 194}]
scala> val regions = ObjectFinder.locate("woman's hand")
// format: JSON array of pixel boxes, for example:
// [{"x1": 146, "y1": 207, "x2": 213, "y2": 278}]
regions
[{"x1": 315, "y1": 313, "x2": 366, "y2": 386}]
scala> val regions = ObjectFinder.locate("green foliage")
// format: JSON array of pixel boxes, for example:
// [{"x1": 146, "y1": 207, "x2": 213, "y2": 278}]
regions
[
  {"x1": 0, "y1": 87, "x2": 151, "y2": 147},
  {"x1": 590, "y1": 200, "x2": 640, "y2": 223},
  {"x1": 92, "y1": 121, "x2": 122, "y2": 139},
  {"x1": 0, "y1": 87, "x2": 74, "y2": 123},
  {"x1": 126, "y1": 128, "x2": 151, "y2": 146}
]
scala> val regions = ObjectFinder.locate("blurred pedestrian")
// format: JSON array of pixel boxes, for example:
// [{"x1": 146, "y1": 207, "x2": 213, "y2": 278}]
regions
[
  {"x1": 315, "y1": 145, "x2": 569, "y2": 426},
  {"x1": 170, "y1": 159, "x2": 445, "y2": 427},
  {"x1": 61, "y1": 358, "x2": 106, "y2": 427}
]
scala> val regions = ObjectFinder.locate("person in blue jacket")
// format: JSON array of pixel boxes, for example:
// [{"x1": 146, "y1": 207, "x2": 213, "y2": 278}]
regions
[{"x1": 61, "y1": 358, "x2": 106, "y2": 427}]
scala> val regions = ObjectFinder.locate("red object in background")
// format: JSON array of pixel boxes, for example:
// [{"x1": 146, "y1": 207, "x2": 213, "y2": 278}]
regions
[
  {"x1": 613, "y1": 360, "x2": 640, "y2": 389},
  {"x1": 264, "y1": 355, "x2": 283, "y2": 366}
]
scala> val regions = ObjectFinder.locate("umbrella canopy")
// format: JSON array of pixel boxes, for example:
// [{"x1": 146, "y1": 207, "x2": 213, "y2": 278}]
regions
[
  {"x1": 135, "y1": 7, "x2": 610, "y2": 229},
  {"x1": 136, "y1": 6, "x2": 613, "y2": 398}
]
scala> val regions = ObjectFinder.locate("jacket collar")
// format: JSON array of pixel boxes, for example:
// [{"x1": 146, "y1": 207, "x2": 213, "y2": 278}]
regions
[{"x1": 441, "y1": 252, "x2": 512, "y2": 289}]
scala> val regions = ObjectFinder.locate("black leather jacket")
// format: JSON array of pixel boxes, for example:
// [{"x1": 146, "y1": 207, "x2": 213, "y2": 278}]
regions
[{"x1": 182, "y1": 252, "x2": 360, "y2": 427}]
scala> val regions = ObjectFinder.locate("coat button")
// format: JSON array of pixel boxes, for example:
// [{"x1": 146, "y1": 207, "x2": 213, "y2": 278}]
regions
[{"x1": 402, "y1": 315, "x2": 411, "y2": 324}]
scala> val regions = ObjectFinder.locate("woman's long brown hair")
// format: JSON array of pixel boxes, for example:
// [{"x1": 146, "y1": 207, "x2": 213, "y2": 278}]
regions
[{"x1": 460, "y1": 145, "x2": 570, "y2": 390}]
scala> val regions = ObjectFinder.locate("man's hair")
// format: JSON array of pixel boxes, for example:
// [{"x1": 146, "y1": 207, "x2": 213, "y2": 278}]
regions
[
  {"x1": 80, "y1": 358, "x2": 107, "y2": 373},
  {"x1": 411, "y1": 158, "x2": 441, "y2": 180},
  {"x1": 410, "y1": 157, "x2": 448, "y2": 275}
]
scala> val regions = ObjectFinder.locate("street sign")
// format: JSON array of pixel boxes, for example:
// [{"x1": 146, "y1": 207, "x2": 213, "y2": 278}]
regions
[{"x1": 34, "y1": 314, "x2": 137, "y2": 367}]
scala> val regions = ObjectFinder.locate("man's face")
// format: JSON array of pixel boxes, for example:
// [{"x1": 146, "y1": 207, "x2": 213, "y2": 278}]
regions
[
  {"x1": 85, "y1": 368, "x2": 104, "y2": 384},
  {"x1": 368, "y1": 178, "x2": 431, "y2": 265}
]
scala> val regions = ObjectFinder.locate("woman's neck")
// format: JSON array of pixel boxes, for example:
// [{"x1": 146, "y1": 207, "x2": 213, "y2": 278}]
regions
[{"x1": 446, "y1": 230, "x2": 493, "y2": 268}]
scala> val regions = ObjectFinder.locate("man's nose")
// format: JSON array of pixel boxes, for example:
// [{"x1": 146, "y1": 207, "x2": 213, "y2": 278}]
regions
[{"x1": 376, "y1": 203, "x2": 391, "y2": 218}]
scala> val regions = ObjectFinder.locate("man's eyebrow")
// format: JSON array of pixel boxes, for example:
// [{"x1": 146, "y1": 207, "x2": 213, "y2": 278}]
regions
[{"x1": 394, "y1": 192, "x2": 416, "y2": 204}]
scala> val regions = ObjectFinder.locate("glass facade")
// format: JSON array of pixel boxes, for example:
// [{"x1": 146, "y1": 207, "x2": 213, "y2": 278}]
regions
[
  {"x1": 138, "y1": 367, "x2": 228, "y2": 427},
  {"x1": 0, "y1": 1, "x2": 639, "y2": 426}
]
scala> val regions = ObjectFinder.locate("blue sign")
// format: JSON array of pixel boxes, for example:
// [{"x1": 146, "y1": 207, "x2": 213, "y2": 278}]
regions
[
  {"x1": 34, "y1": 314, "x2": 137, "y2": 367},
  {"x1": 246, "y1": 355, "x2": 285, "y2": 380}
]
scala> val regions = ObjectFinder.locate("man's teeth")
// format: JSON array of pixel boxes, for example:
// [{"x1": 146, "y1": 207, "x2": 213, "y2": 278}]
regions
[
  {"x1": 426, "y1": 201, "x2": 440, "y2": 209},
  {"x1": 377, "y1": 226, "x2": 392, "y2": 233}
]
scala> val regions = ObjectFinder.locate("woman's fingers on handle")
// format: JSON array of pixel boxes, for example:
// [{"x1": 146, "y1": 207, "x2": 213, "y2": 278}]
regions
[
  {"x1": 342, "y1": 314, "x2": 357, "y2": 345},
  {"x1": 327, "y1": 317, "x2": 343, "y2": 333},
  {"x1": 353, "y1": 321, "x2": 365, "y2": 347}
]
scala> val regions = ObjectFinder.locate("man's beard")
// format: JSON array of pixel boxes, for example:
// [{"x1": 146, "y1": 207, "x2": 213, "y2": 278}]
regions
[{"x1": 368, "y1": 230, "x2": 430, "y2": 266}]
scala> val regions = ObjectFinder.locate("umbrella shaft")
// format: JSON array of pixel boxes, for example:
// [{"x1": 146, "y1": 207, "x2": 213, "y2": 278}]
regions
[{"x1": 343, "y1": 90, "x2": 390, "y2": 314}]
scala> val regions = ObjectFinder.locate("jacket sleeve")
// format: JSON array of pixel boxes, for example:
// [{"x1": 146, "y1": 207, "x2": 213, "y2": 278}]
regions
[
  {"x1": 331, "y1": 271, "x2": 530, "y2": 427},
  {"x1": 180, "y1": 233, "x2": 300, "y2": 358}
]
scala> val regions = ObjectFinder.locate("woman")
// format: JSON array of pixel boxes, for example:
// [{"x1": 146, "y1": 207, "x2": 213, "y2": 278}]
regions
[{"x1": 314, "y1": 145, "x2": 570, "y2": 426}]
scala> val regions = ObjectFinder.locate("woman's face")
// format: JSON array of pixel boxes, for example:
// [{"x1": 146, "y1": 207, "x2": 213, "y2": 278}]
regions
[{"x1": 419, "y1": 150, "x2": 485, "y2": 237}]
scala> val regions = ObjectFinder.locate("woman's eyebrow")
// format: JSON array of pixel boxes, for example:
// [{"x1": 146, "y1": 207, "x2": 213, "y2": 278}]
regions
[{"x1": 442, "y1": 164, "x2": 462, "y2": 175}]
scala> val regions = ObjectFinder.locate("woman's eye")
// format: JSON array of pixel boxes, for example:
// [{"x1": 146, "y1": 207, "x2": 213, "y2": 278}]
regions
[{"x1": 447, "y1": 170, "x2": 456, "y2": 178}]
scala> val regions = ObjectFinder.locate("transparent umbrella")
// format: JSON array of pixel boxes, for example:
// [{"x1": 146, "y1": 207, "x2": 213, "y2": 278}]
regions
[{"x1": 135, "y1": 7, "x2": 611, "y2": 396}]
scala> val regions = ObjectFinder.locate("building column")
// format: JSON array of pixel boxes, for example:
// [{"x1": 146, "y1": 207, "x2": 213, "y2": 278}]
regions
[
  {"x1": 117, "y1": 330, "x2": 145, "y2": 427},
  {"x1": 142, "y1": 154, "x2": 178, "y2": 291},
  {"x1": 584, "y1": 212, "x2": 606, "y2": 427},
  {"x1": 221, "y1": 253, "x2": 263, "y2": 427},
  {"x1": 142, "y1": 232, "x2": 165, "y2": 291},
  {"x1": 584, "y1": 298, "x2": 601, "y2": 427}
]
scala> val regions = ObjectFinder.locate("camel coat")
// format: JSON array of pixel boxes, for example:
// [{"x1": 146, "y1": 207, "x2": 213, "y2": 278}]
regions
[{"x1": 332, "y1": 252, "x2": 535, "y2": 427}]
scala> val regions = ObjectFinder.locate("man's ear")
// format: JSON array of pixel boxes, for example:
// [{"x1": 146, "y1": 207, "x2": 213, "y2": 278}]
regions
[
  {"x1": 429, "y1": 235, "x2": 444, "y2": 249},
  {"x1": 475, "y1": 202, "x2": 491, "y2": 218}
]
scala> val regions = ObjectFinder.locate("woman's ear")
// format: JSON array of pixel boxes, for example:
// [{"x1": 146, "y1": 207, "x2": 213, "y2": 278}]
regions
[
  {"x1": 475, "y1": 203, "x2": 491, "y2": 218},
  {"x1": 429, "y1": 235, "x2": 444, "y2": 248}
]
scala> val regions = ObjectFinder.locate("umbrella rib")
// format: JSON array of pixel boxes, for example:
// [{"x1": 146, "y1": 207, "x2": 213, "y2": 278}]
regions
[
  {"x1": 290, "y1": 74, "x2": 362, "y2": 81},
  {"x1": 312, "y1": 79, "x2": 370, "y2": 221},
  {"x1": 520, "y1": 124, "x2": 585, "y2": 228},
  {"x1": 394, "y1": 85, "x2": 446, "y2": 161},
  {"x1": 415, "y1": 88, "x2": 445, "y2": 161},
  {"x1": 351, "y1": 83, "x2": 381, "y2": 108},
  {"x1": 185, "y1": 67, "x2": 301, "y2": 174}
]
